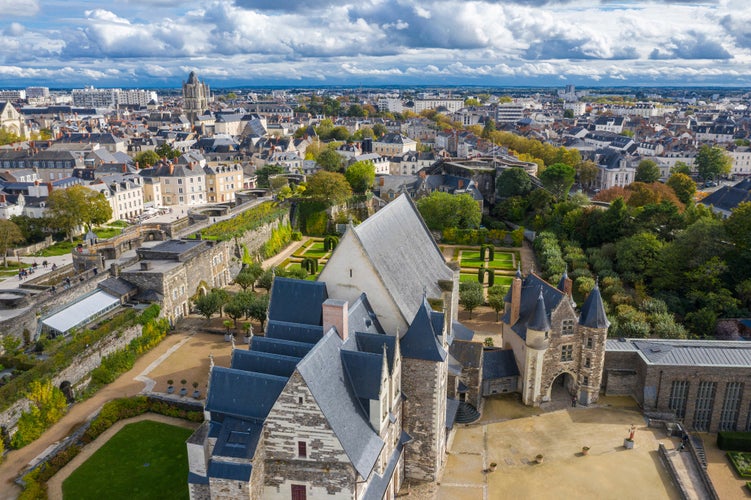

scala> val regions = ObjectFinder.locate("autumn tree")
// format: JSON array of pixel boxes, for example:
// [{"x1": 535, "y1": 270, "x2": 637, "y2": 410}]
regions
[
  {"x1": 133, "y1": 150, "x2": 160, "y2": 167},
  {"x1": 0, "y1": 219, "x2": 24, "y2": 267},
  {"x1": 577, "y1": 160, "x2": 599, "y2": 189},
  {"x1": 667, "y1": 172, "x2": 697, "y2": 204}
]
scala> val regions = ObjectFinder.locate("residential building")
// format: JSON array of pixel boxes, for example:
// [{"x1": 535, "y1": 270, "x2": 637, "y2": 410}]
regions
[
  {"x1": 372, "y1": 133, "x2": 417, "y2": 157},
  {"x1": 87, "y1": 173, "x2": 145, "y2": 221},
  {"x1": 72, "y1": 87, "x2": 119, "y2": 108},
  {"x1": 413, "y1": 98, "x2": 464, "y2": 114},
  {"x1": 204, "y1": 163, "x2": 243, "y2": 203},
  {"x1": 139, "y1": 161, "x2": 206, "y2": 206},
  {"x1": 594, "y1": 116, "x2": 625, "y2": 134},
  {"x1": 496, "y1": 103, "x2": 525, "y2": 124}
]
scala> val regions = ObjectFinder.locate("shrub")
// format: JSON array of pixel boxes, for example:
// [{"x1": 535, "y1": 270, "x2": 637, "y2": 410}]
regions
[
  {"x1": 200, "y1": 202, "x2": 287, "y2": 241},
  {"x1": 263, "y1": 223, "x2": 293, "y2": 258},
  {"x1": 718, "y1": 432, "x2": 751, "y2": 452}
]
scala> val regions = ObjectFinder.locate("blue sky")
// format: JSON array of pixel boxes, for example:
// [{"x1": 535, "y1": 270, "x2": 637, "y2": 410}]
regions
[{"x1": 2, "y1": 0, "x2": 751, "y2": 88}]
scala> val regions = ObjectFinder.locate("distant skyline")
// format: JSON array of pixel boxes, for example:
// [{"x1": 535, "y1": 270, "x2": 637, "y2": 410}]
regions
[{"x1": 2, "y1": 0, "x2": 751, "y2": 89}]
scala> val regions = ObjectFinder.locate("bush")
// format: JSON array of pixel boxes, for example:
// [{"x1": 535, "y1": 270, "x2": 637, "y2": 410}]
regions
[
  {"x1": 263, "y1": 223, "x2": 293, "y2": 258},
  {"x1": 718, "y1": 432, "x2": 751, "y2": 452},
  {"x1": 200, "y1": 202, "x2": 287, "y2": 241}
]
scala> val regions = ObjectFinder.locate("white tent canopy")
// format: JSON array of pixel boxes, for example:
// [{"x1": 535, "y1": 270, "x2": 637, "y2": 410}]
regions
[{"x1": 42, "y1": 290, "x2": 120, "y2": 336}]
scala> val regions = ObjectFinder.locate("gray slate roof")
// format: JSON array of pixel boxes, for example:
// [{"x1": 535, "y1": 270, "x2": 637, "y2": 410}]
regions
[
  {"x1": 297, "y1": 331, "x2": 384, "y2": 480},
  {"x1": 502, "y1": 274, "x2": 565, "y2": 340},
  {"x1": 206, "y1": 366, "x2": 287, "y2": 421},
  {"x1": 230, "y1": 349, "x2": 299, "y2": 378},
  {"x1": 267, "y1": 277, "x2": 328, "y2": 326},
  {"x1": 579, "y1": 284, "x2": 610, "y2": 329},
  {"x1": 483, "y1": 349, "x2": 521, "y2": 379},
  {"x1": 352, "y1": 194, "x2": 453, "y2": 324},
  {"x1": 606, "y1": 338, "x2": 751, "y2": 367},
  {"x1": 400, "y1": 296, "x2": 447, "y2": 362}
]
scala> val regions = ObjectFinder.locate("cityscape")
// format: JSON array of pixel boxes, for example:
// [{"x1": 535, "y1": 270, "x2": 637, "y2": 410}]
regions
[{"x1": 2, "y1": 2, "x2": 751, "y2": 500}]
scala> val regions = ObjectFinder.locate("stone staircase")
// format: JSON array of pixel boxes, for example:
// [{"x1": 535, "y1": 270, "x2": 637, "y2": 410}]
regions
[{"x1": 455, "y1": 402, "x2": 481, "y2": 424}]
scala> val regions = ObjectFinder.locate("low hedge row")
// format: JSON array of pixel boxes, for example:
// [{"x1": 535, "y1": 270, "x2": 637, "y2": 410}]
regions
[
  {"x1": 20, "y1": 396, "x2": 203, "y2": 500},
  {"x1": 718, "y1": 431, "x2": 751, "y2": 452}
]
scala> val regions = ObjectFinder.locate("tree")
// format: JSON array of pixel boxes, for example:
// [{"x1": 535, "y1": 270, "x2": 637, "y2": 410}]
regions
[
  {"x1": 10, "y1": 215, "x2": 46, "y2": 243},
  {"x1": 316, "y1": 149, "x2": 344, "y2": 172},
  {"x1": 0, "y1": 219, "x2": 24, "y2": 268},
  {"x1": 247, "y1": 293, "x2": 270, "y2": 330},
  {"x1": 671, "y1": 161, "x2": 692, "y2": 176},
  {"x1": 666, "y1": 172, "x2": 697, "y2": 204},
  {"x1": 255, "y1": 164, "x2": 285, "y2": 188},
  {"x1": 133, "y1": 150, "x2": 160, "y2": 168},
  {"x1": 563, "y1": 109, "x2": 575, "y2": 119},
  {"x1": 46, "y1": 185, "x2": 112, "y2": 241},
  {"x1": 305, "y1": 171, "x2": 352, "y2": 205},
  {"x1": 577, "y1": 160, "x2": 599, "y2": 189},
  {"x1": 496, "y1": 167, "x2": 532, "y2": 198},
  {"x1": 481, "y1": 119, "x2": 496, "y2": 139},
  {"x1": 0, "y1": 128, "x2": 23, "y2": 146},
  {"x1": 614, "y1": 232, "x2": 664, "y2": 283},
  {"x1": 487, "y1": 285, "x2": 507, "y2": 321},
  {"x1": 372, "y1": 123, "x2": 388, "y2": 138},
  {"x1": 695, "y1": 145, "x2": 731, "y2": 181},
  {"x1": 193, "y1": 291, "x2": 223, "y2": 321},
  {"x1": 416, "y1": 192, "x2": 481, "y2": 231},
  {"x1": 344, "y1": 160, "x2": 376, "y2": 194},
  {"x1": 236, "y1": 262, "x2": 263, "y2": 291},
  {"x1": 155, "y1": 142, "x2": 181, "y2": 160},
  {"x1": 459, "y1": 282, "x2": 484, "y2": 319},
  {"x1": 539, "y1": 163, "x2": 575, "y2": 200},
  {"x1": 635, "y1": 160, "x2": 661, "y2": 183},
  {"x1": 725, "y1": 202, "x2": 751, "y2": 252}
]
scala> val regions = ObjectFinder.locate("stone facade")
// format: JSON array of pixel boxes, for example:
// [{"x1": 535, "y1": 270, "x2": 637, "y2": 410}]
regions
[{"x1": 401, "y1": 358, "x2": 447, "y2": 481}]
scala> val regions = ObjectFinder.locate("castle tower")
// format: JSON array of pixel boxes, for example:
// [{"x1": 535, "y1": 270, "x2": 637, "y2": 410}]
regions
[
  {"x1": 576, "y1": 282, "x2": 610, "y2": 405},
  {"x1": 522, "y1": 289, "x2": 551, "y2": 406},
  {"x1": 182, "y1": 71, "x2": 210, "y2": 124},
  {"x1": 400, "y1": 296, "x2": 448, "y2": 482}
]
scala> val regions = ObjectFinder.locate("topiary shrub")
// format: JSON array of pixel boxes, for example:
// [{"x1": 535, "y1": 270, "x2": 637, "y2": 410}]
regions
[{"x1": 719, "y1": 432, "x2": 751, "y2": 452}]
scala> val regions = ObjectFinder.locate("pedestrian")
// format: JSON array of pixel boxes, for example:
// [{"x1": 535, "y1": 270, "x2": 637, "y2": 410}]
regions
[
  {"x1": 571, "y1": 396, "x2": 577, "y2": 407},
  {"x1": 52, "y1": 263, "x2": 57, "y2": 271},
  {"x1": 42, "y1": 260, "x2": 48, "y2": 268}
]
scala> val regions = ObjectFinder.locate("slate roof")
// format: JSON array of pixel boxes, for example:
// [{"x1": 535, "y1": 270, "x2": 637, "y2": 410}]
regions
[
  {"x1": 347, "y1": 293, "x2": 385, "y2": 335},
  {"x1": 483, "y1": 349, "x2": 521, "y2": 379},
  {"x1": 445, "y1": 399, "x2": 461, "y2": 430},
  {"x1": 452, "y1": 321, "x2": 474, "y2": 341},
  {"x1": 400, "y1": 296, "x2": 447, "y2": 362},
  {"x1": 701, "y1": 182, "x2": 751, "y2": 213},
  {"x1": 297, "y1": 331, "x2": 384, "y2": 480},
  {"x1": 265, "y1": 319, "x2": 323, "y2": 344},
  {"x1": 267, "y1": 277, "x2": 328, "y2": 325},
  {"x1": 212, "y1": 417, "x2": 263, "y2": 459},
  {"x1": 528, "y1": 290, "x2": 551, "y2": 332},
  {"x1": 97, "y1": 277, "x2": 136, "y2": 298},
  {"x1": 341, "y1": 349, "x2": 383, "y2": 401},
  {"x1": 250, "y1": 336, "x2": 315, "y2": 359},
  {"x1": 502, "y1": 273, "x2": 565, "y2": 340},
  {"x1": 207, "y1": 460, "x2": 252, "y2": 482},
  {"x1": 348, "y1": 331, "x2": 397, "y2": 373},
  {"x1": 230, "y1": 349, "x2": 300, "y2": 378},
  {"x1": 352, "y1": 194, "x2": 453, "y2": 323},
  {"x1": 450, "y1": 340, "x2": 482, "y2": 369},
  {"x1": 579, "y1": 284, "x2": 610, "y2": 329},
  {"x1": 606, "y1": 338, "x2": 751, "y2": 367},
  {"x1": 205, "y1": 366, "x2": 287, "y2": 421}
]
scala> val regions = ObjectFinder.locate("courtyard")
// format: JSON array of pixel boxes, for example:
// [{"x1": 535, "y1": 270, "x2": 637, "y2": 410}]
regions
[{"x1": 430, "y1": 396, "x2": 681, "y2": 500}]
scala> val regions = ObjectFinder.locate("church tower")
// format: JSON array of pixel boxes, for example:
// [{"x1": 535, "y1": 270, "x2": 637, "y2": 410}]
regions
[{"x1": 182, "y1": 71, "x2": 210, "y2": 124}]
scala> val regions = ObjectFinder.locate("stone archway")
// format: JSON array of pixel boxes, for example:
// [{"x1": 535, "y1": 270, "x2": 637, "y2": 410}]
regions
[
  {"x1": 546, "y1": 372, "x2": 577, "y2": 405},
  {"x1": 59, "y1": 380, "x2": 75, "y2": 403}
]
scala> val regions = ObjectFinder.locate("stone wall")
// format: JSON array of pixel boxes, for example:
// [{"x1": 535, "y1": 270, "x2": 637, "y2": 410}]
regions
[
  {"x1": 262, "y1": 371, "x2": 354, "y2": 498},
  {"x1": 235, "y1": 213, "x2": 290, "y2": 257},
  {"x1": 0, "y1": 325, "x2": 142, "y2": 435},
  {"x1": 603, "y1": 351, "x2": 640, "y2": 396},
  {"x1": 401, "y1": 358, "x2": 446, "y2": 482}
]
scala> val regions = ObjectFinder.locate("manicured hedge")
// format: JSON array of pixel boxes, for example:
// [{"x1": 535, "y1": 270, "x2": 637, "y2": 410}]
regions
[{"x1": 718, "y1": 432, "x2": 751, "y2": 451}]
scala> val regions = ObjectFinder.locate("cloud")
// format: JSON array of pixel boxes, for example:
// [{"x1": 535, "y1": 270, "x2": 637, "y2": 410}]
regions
[
  {"x1": 0, "y1": 0, "x2": 39, "y2": 16},
  {"x1": 721, "y1": 14, "x2": 751, "y2": 49},
  {"x1": 649, "y1": 31, "x2": 732, "y2": 59},
  {"x1": 3, "y1": 22, "x2": 25, "y2": 36}
]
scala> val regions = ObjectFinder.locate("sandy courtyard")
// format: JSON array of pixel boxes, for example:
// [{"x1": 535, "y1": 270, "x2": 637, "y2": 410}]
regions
[{"x1": 434, "y1": 402, "x2": 680, "y2": 500}]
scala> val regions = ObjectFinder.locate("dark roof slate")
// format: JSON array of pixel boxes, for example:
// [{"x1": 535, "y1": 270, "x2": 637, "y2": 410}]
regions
[
  {"x1": 502, "y1": 274, "x2": 564, "y2": 340},
  {"x1": 265, "y1": 319, "x2": 324, "y2": 345},
  {"x1": 267, "y1": 277, "x2": 328, "y2": 326},
  {"x1": 350, "y1": 331, "x2": 397, "y2": 373},
  {"x1": 341, "y1": 350, "x2": 382, "y2": 401},
  {"x1": 249, "y1": 336, "x2": 314, "y2": 359},
  {"x1": 483, "y1": 349, "x2": 521, "y2": 379},
  {"x1": 230, "y1": 349, "x2": 299, "y2": 378},
  {"x1": 579, "y1": 284, "x2": 610, "y2": 329},
  {"x1": 205, "y1": 366, "x2": 286, "y2": 421},
  {"x1": 207, "y1": 460, "x2": 252, "y2": 482},
  {"x1": 400, "y1": 296, "x2": 447, "y2": 362}
]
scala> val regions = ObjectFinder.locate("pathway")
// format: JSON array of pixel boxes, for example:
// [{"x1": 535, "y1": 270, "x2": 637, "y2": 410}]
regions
[{"x1": 0, "y1": 332, "x2": 190, "y2": 500}]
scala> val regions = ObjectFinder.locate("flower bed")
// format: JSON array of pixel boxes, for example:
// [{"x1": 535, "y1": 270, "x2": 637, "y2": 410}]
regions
[{"x1": 728, "y1": 451, "x2": 751, "y2": 478}]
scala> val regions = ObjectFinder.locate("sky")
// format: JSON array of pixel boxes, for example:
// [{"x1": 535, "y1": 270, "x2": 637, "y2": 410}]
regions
[{"x1": 2, "y1": 0, "x2": 751, "y2": 88}]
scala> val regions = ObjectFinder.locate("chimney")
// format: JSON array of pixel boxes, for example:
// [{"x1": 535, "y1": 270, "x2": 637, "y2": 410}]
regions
[
  {"x1": 563, "y1": 275, "x2": 573, "y2": 298},
  {"x1": 510, "y1": 273, "x2": 522, "y2": 325},
  {"x1": 322, "y1": 298, "x2": 349, "y2": 341}
]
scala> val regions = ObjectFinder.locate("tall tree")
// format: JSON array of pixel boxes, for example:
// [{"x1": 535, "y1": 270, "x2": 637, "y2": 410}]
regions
[
  {"x1": 635, "y1": 160, "x2": 661, "y2": 183},
  {"x1": 0, "y1": 219, "x2": 24, "y2": 267},
  {"x1": 459, "y1": 282, "x2": 484, "y2": 319},
  {"x1": 255, "y1": 164, "x2": 285, "y2": 188},
  {"x1": 496, "y1": 167, "x2": 532, "y2": 198},
  {"x1": 193, "y1": 290, "x2": 223, "y2": 321},
  {"x1": 316, "y1": 149, "x2": 344, "y2": 172},
  {"x1": 416, "y1": 192, "x2": 481, "y2": 231},
  {"x1": 695, "y1": 145, "x2": 731, "y2": 181},
  {"x1": 666, "y1": 172, "x2": 697, "y2": 204},
  {"x1": 133, "y1": 150, "x2": 160, "y2": 167},
  {"x1": 539, "y1": 163, "x2": 576, "y2": 200},
  {"x1": 577, "y1": 160, "x2": 599, "y2": 189},
  {"x1": 344, "y1": 160, "x2": 376, "y2": 194},
  {"x1": 46, "y1": 185, "x2": 112, "y2": 241},
  {"x1": 305, "y1": 171, "x2": 352, "y2": 205}
]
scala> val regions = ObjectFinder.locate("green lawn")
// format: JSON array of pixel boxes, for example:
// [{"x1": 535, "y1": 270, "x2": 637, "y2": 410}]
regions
[
  {"x1": 301, "y1": 241, "x2": 329, "y2": 258},
  {"x1": 460, "y1": 250, "x2": 516, "y2": 270},
  {"x1": 460, "y1": 273, "x2": 479, "y2": 283},
  {"x1": 486, "y1": 260, "x2": 515, "y2": 270},
  {"x1": 494, "y1": 276, "x2": 514, "y2": 286},
  {"x1": 286, "y1": 262, "x2": 319, "y2": 280},
  {"x1": 62, "y1": 420, "x2": 193, "y2": 500}
]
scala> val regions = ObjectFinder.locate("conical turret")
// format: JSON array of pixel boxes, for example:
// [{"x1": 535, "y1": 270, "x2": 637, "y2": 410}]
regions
[
  {"x1": 579, "y1": 281, "x2": 610, "y2": 329},
  {"x1": 528, "y1": 289, "x2": 550, "y2": 332}
]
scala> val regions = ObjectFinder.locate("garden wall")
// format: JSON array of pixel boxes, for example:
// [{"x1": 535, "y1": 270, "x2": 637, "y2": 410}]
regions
[
  {"x1": 234, "y1": 213, "x2": 290, "y2": 256},
  {"x1": 0, "y1": 325, "x2": 143, "y2": 436}
]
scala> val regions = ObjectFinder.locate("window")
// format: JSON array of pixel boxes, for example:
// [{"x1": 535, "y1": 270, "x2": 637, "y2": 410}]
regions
[
  {"x1": 585, "y1": 357, "x2": 591, "y2": 368},
  {"x1": 693, "y1": 381, "x2": 717, "y2": 431},
  {"x1": 297, "y1": 441, "x2": 307, "y2": 458},
  {"x1": 720, "y1": 382, "x2": 743, "y2": 431},
  {"x1": 586, "y1": 337, "x2": 593, "y2": 349},
  {"x1": 582, "y1": 376, "x2": 589, "y2": 386},
  {"x1": 562, "y1": 319, "x2": 574, "y2": 335},
  {"x1": 298, "y1": 396, "x2": 304, "y2": 405},
  {"x1": 561, "y1": 344, "x2": 573, "y2": 362}
]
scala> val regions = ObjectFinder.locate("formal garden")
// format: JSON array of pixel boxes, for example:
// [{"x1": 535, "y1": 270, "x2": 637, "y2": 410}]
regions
[{"x1": 61, "y1": 420, "x2": 192, "y2": 500}]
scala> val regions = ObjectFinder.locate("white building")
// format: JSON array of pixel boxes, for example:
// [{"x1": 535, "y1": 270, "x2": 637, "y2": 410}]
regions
[
  {"x1": 72, "y1": 87, "x2": 119, "y2": 108},
  {"x1": 413, "y1": 99, "x2": 464, "y2": 114}
]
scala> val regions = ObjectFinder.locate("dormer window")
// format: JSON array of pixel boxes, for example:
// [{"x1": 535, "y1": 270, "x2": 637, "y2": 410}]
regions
[{"x1": 562, "y1": 319, "x2": 574, "y2": 336}]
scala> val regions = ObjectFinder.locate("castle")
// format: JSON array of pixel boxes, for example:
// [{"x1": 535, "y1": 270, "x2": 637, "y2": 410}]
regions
[{"x1": 186, "y1": 194, "x2": 611, "y2": 499}]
